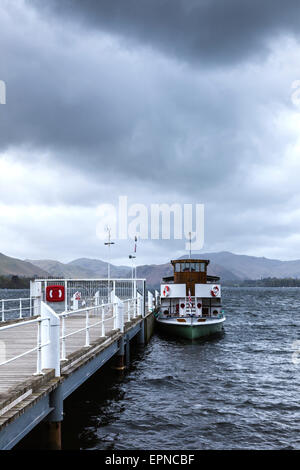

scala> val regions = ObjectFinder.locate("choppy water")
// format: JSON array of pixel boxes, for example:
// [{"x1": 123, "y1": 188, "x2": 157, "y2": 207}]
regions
[
  {"x1": 0, "y1": 289, "x2": 29, "y2": 301},
  {"x1": 11, "y1": 287, "x2": 300, "y2": 450}
]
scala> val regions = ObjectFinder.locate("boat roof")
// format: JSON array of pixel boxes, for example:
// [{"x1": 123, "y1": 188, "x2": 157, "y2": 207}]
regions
[
  {"x1": 162, "y1": 274, "x2": 220, "y2": 283},
  {"x1": 171, "y1": 259, "x2": 210, "y2": 265}
]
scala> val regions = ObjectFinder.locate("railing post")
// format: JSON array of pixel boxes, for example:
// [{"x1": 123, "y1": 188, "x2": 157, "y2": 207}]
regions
[
  {"x1": 64, "y1": 280, "x2": 68, "y2": 312},
  {"x1": 101, "y1": 300, "x2": 105, "y2": 337},
  {"x1": 118, "y1": 299, "x2": 124, "y2": 333},
  {"x1": 1, "y1": 300, "x2": 4, "y2": 322},
  {"x1": 19, "y1": 299, "x2": 22, "y2": 319},
  {"x1": 61, "y1": 315, "x2": 66, "y2": 361},
  {"x1": 113, "y1": 303, "x2": 116, "y2": 330},
  {"x1": 30, "y1": 280, "x2": 42, "y2": 317},
  {"x1": 85, "y1": 310, "x2": 90, "y2": 347},
  {"x1": 128, "y1": 300, "x2": 131, "y2": 322},
  {"x1": 36, "y1": 317, "x2": 42, "y2": 374},
  {"x1": 148, "y1": 291, "x2": 154, "y2": 313},
  {"x1": 41, "y1": 302, "x2": 61, "y2": 377},
  {"x1": 94, "y1": 291, "x2": 100, "y2": 307},
  {"x1": 137, "y1": 292, "x2": 143, "y2": 317}
]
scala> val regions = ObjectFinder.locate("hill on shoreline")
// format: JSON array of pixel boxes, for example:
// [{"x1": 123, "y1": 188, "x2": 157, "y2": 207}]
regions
[{"x1": 1, "y1": 251, "x2": 300, "y2": 289}]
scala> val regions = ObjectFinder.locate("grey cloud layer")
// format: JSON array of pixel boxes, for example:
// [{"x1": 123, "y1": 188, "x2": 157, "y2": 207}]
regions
[
  {"x1": 31, "y1": 0, "x2": 300, "y2": 65},
  {"x1": 1, "y1": 0, "x2": 292, "y2": 203},
  {"x1": 1, "y1": 1, "x2": 300, "y2": 262}
]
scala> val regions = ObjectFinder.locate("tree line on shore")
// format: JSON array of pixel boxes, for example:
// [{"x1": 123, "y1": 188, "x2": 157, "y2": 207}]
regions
[
  {"x1": 0, "y1": 276, "x2": 31, "y2": 289},
  {"x1": 223, "y1": 277, "x2": 300, "y2": 287},
  {"x1": 1, "y1": 275, "x2": 300, "y2": 290}
]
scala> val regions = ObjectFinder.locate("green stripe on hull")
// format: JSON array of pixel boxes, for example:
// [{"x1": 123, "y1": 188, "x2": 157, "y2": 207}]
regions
[{"x1": 156, "y1": 320, "x2": 224, "y2": 340}]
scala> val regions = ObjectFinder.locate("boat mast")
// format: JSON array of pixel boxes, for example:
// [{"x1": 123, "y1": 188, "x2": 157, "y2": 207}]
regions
[{"x1": 188, "y1": 231, "x2": 192, "y2": 307}]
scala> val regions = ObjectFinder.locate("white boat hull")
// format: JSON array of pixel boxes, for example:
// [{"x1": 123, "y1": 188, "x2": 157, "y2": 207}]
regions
[{"x1": 155, "y1": 315, "x2": 225, "y2": 339}]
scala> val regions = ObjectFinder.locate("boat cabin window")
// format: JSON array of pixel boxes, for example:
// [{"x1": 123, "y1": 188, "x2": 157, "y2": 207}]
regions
[
  {"x1": 173, "y1": 262, "x2": 207, "y2": 272},
  {"x1": 181, "y1": 263, "x2": 188, "y2": 272},
  {"x1": 174, "y1": 262, "x2": 207, "y2": 272},
  {"x1": 175, "y1": 263, "x2": 181, "y2": 272}
]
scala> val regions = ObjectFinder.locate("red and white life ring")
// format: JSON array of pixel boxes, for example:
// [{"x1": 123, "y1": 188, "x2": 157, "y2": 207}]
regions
[
  {"x1": 211, "y1": 285, "x2": 220, "y2": 297},
  {"x1": 46, "y1": 285, "x2": 65, "y2": 303},
  {"x1": 163, "y1": 285, "x2": 170, "y2": 297},
  {"x1": 75, "y1": 291, "x2": 81, "y2": 301}
]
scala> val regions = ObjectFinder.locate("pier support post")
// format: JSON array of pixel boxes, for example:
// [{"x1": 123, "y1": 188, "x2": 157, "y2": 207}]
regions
[
  {"x1": 47, "y1": 384, "x2": 63, "y2": 450},
  {"x1": 125, "y1": 335, "x2": 130, "y2": 366},
  {"x1": 137, "y1": 319, "x2": 145, "y2": 345},
  {"x1": 114, "y1": 336, "x2": 126, "y2": 370}
]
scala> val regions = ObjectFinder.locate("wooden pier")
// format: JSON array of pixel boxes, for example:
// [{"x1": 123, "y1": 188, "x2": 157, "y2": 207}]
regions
[{"x1": 0, "y1": 280, "x2": 155, "y2": 449}]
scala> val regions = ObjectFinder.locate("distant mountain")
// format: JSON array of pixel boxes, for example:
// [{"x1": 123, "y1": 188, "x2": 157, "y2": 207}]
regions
[
  {"x1": 68, "y1": 258, "x2": 131, "y2": 278},
  {"x1": 26, "y1": 259, "x2": 94, "y2": 278},
  {"x1": 186, "y1": 251, "x2": 300, "y2": 280},
  {"x1": 136, "y1": 262, "x2": 173, "y2": 289},
  {"x1": 5, "y1": 250, "x2": 300, "y2": 288},
  {"x1": 0, "y1": 253, "x2": 48, "y2": 277}
]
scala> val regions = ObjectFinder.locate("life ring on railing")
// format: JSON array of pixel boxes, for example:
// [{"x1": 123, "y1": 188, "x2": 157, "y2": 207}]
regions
[
  {"x1": 163, "y1": 285, "x2": 170, "y2": 297},
  {"x1": 74, "y1": 291, "x2": 81, "y2": 301},
  {"x1": 211, "y1": 285, "x2": 220, "y2": 297},
  {"x1": 46, "y1": 285, "x2": 65, "y2": 302}
]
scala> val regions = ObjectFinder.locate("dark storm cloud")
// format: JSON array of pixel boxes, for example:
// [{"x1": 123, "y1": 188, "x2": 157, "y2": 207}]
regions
[
  {"x1": 0, "y1": 0, "x2": 295, "y2": 201},
  {"x1": 0, "y1": 0, "x2": 254, "y2": 197},
  {"x1": 31, "y1": 0, "x2": 300, "y2": 66},
  {"x1": 1, "y1": 0, "x2": 300, "y2": 262}
]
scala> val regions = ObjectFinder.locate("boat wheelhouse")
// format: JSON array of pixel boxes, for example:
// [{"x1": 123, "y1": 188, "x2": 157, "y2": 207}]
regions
[{"x1": 156, "y1": 258, "x2": 225, "y2": 339}]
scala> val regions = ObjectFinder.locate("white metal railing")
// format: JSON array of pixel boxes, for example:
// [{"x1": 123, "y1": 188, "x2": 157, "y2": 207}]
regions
[
  {"x1": 1, "y1": 298, "x2": 36, "y2": 322},
  {"x1": 31, "y1": 278, "x2": 146, "y2": 312},
  {"x1": 0, "y1": 292, "x2": 144, "y2": 378},
  {"x1": 58, "y1": 293, "x2": 144, "y2": 361},
  {"x1": 0, "y1": 316, "x2": 50, "y2": 375},
  {"x1": 123, "y1": 297, "x2": 138, "y2": 321},
  {"x1": 58, "y1": 300, "x2": 117, "y2": 361},
  {"x1": 160, "y1": 296, "x2": 222, "y2": 318}
]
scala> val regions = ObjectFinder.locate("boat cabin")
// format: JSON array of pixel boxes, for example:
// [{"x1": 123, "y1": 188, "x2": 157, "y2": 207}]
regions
[{"x1": 160, "y1": 259, "x2": 222, "y2": 318}]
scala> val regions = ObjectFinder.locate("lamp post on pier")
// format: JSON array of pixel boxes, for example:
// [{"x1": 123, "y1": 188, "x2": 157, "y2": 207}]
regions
[
  {"x1": 129, "y1": 254, "x2": 136, "y2": 298},
  {"x1": 104, "y1": 226, "x2": 115, "y2": 302}
]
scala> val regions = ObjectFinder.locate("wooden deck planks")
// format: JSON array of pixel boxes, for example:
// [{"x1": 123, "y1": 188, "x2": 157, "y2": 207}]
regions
[{"x1": 0, "y1": 313, "x2": 117, "y2": 402}]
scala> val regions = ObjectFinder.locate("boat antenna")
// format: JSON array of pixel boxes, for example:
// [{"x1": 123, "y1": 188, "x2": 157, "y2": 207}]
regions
[{"x1": 189, "y1": 231, "x2": 192, "y2": 259}]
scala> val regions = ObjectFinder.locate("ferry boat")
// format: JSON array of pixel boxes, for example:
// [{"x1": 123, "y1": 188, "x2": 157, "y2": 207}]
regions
[{"x1": 155, "y1": 258, "x2": 225, "y2": 339}]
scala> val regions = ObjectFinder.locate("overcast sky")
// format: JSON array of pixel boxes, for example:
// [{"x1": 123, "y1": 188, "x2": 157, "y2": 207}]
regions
[{"x1": 1, "y1": 0, "x2": 300, "y2": 265}]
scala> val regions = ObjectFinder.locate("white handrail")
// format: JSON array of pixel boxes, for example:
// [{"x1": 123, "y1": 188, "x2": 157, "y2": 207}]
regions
[
  {"x1": 0, "y1": 316, "x2": 50, "y2": 374},
  {"x1": 0, "y1": 295, "x2": 144, "y2": 378},
  {"x1": 1, "y1": 297, "x2": 34, "y2": 322},
  {"x1": 58, "y1": 299, "x2": 120, "y2": 360}
]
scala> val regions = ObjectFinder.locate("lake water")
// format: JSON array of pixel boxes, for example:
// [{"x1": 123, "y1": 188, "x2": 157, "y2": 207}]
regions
[{"x1": 5, "y1": 287, "x2": 300, "y2": 450}]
